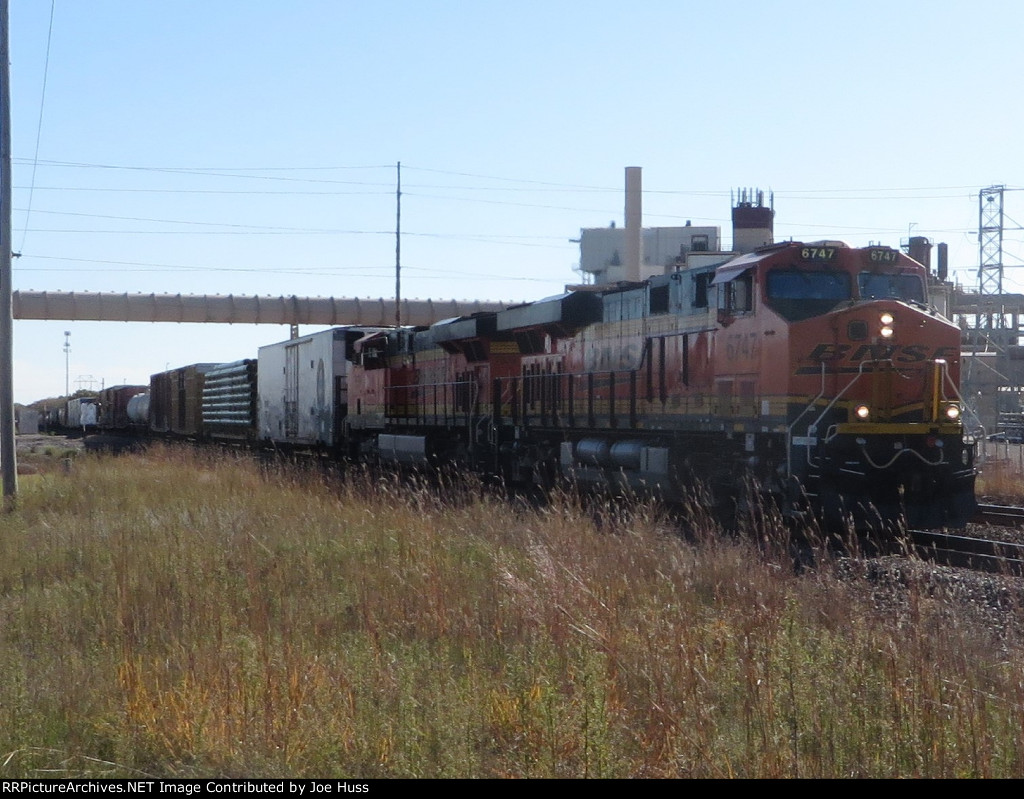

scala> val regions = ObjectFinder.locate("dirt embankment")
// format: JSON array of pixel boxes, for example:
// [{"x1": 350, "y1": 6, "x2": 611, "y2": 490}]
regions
[{"x1": 15, "y1": 434, "x2": 86, "y2": 475}]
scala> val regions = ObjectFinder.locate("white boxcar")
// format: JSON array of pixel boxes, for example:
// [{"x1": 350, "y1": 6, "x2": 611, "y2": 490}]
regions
[
  {"x1": 258, "y1": 327, "x2": 384, "y2": 448},
  {"x1": 66, "y1": 397, "x2": 98, "y2": 429}
]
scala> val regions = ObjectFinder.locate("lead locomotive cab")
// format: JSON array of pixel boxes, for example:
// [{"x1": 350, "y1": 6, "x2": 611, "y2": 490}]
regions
[{"x1": 717, "y1": 240, "x2": 977, "y2": 530}]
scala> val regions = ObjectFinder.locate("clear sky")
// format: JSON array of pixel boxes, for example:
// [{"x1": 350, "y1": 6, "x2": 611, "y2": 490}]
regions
[{"x1": 7, "y1": 1, "x2": 1024, "y2": 404}]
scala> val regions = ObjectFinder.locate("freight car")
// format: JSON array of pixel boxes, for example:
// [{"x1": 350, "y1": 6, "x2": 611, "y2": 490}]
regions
[
  {"x1": 126, "y1": 392, "x2": 149, "y2": 430},
  {"x1": 201, "y1": 359, "x2": 258, "y2": 443},
  {"x1": 149, "y1": 363, "x2": 218, "y2": 438},
  {"x1": 143, "y1": 360, "x2": 258, "y2": 442},
  {"x1": 65, "y1": 396, "x2": 98, "y2": 431},
  {"x1": 256, "y1": 327, "x2": 384, "y2": 450},
  {"x1": 342, "y1": 241, "x2": 976, "y2": 530},
  {"x1": 138, "y1": 333, "x2": 377, "y2": 450},
  {"x1": 96, "y1": 384, "x2": 147, "y2": 430}
]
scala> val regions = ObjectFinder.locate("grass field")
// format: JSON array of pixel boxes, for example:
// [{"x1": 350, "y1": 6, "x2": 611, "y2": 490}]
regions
[
  {"x1": 1, "y1": 444, "x2": 1024, "y2": 778},
  {"x1": 977, "y1": 442, "x2": 1024, "y2": 502}
]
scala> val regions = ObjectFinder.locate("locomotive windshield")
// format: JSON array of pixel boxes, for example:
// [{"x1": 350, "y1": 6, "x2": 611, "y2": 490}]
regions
[
  {"x1": 765, "y1": 269, "x2": 852, "y2": 321},
  {"x1": 858, "y1": 272, "x2": 926, "y2": 303}
]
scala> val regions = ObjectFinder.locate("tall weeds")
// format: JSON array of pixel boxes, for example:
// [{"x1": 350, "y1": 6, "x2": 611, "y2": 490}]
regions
[{"x1": 0, "y1": 445, "x2": 1022, "y2": 777}]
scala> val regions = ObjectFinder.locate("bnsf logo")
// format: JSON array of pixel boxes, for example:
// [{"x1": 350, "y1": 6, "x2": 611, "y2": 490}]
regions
[{"x1": 806, "y1": 343, "x2": 958, "y2": 363}]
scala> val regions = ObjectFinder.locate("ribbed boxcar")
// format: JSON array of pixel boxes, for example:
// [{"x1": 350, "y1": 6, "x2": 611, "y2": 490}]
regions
[
  {"x1": 149, "y1": 363, "x2": 218, "y2": 437},
  {"x1": 201, "y1": 359, "x2": 258, "y2": 442}
]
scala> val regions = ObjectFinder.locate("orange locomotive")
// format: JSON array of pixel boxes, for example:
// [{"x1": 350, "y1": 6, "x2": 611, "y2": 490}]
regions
[{"x1": 346, "y1": 240, "x2": 976, "y2": 530}]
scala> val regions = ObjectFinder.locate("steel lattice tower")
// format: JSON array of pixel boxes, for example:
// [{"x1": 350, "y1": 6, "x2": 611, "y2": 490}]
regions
[{"x1": 979, "y1": 185, "x2": 1005, "y2": 295}]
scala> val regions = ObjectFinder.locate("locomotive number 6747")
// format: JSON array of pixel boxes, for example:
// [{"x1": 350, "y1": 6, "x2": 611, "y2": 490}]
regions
[{"x1": 340, "y1": 240, "x2": 976, "y2": 531}]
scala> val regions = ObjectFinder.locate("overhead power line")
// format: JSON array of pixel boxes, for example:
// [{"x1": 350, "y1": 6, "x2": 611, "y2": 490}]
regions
[{"x1": 17, "y1": 0, "x2": 56, "y2": 253}]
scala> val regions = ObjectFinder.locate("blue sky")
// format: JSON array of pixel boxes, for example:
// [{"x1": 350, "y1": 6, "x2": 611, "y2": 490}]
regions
[{"x1": 8, "y1": 1, "x2": 1024, "y2": 403}]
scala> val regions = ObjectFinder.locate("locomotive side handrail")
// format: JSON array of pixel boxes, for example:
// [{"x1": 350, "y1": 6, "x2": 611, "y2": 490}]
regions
[
  {"x1": 786, "y1": 362, "x2": 828, "y2": 478},
  {"x1": 813, "y1": 359, "x2": 880, "y2": 440},
  {"x1": 383, "y1": 379, "x2": 476, "y2": 427},
  {"x1": 939, "y1": 359, "x2": 986, "y2": 443},
  {"x1": 492, "y1": 368, "x2": 645, "y2": 431}
]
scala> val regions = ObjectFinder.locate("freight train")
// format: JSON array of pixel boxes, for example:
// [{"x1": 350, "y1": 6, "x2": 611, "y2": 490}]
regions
[{"x1": 90, "y1": 239, "x2": 978, "y2": 531}]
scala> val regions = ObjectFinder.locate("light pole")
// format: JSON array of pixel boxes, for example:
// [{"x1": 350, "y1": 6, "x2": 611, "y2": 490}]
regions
[{"x1": 63, "y1": 331, "x2": 70, "y2": 397}]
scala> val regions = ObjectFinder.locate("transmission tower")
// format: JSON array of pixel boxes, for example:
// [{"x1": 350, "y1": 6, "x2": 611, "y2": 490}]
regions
[{"x1": 979, "y1": 184, "x2": 1005, "y2": 295}]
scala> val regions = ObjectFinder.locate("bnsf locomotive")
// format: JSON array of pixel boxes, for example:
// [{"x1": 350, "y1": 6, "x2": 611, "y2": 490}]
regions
[
  {"x1": 343, "y1": 240, "x2": 976, "y2": 530},
  {"x1": 126, "y1": 239, "x2": 976, "y2": 531}
]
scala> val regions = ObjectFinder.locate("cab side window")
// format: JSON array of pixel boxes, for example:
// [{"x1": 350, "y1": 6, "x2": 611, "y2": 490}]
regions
[
  {"x1": 719, "y1": 272, "x2": 753, "y2": 315},
  {"x1": 692, "y1": 272, "x2": 711, "y2": 308}
]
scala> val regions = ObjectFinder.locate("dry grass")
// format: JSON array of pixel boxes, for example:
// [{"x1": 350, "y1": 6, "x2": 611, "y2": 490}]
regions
[
  {"x1": 14, "y1": 434, "x2": 82, "y2": 477},
  {"x1": 977, "y1": 447, "x2": 1024, "y2": 502},
  {"x1": 1, "y1": 445, "x2": 1023, "y2": 778}
]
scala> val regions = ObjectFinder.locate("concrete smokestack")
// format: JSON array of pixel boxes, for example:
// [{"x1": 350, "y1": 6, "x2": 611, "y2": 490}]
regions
[{"x1": 625, "y1": 167, "x2": 642, "y2": 282}]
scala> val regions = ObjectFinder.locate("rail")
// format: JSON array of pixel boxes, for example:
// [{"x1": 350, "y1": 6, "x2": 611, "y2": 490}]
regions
[
  {"x1": 906, "y1": 528, "x2": 1024, "y2": 576},
  {"x1": 974, "y1": 503, "x2": 1024, "y2": 526}
]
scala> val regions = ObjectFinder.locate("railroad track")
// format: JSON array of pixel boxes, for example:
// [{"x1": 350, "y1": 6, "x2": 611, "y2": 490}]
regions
[
  {"x1": 885, "y1": 503, "x2": 1024, "y2": 575},
  {"x1": 975, "y1": 503, "x2": 1024, "y2": 526},
  {"x1": 904, "y1": 529, "x2": 1024, "y2": 575}
]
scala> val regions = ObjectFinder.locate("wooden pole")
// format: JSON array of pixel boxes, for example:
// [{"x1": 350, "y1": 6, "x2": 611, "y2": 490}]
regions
[{"x1": 0, "y1": 0, "x2": 17, "y2": 503}]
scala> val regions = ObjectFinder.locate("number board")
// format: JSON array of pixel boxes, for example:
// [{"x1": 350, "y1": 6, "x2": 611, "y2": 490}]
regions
[
  {"x1": 799, "y1": 246, "x2": 838, "y2": 263},
  {"x1": 865, "y1": 247, "x2": 900, "y2": 264}
]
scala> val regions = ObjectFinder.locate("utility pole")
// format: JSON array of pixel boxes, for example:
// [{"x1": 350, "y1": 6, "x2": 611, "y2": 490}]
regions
[
  {"x1": 0, "y1": 0, "x2": 16, "y2": 503},
  {"x1": 395, "y1": 161, "x2": 401, "y2": 327},
  {"x1": 63, "y1": 331, "x2": 70, "y2": 397}
]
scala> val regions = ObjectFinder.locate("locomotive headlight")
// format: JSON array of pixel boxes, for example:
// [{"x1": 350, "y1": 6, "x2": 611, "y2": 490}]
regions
[
  {"x1": 944, "y1": 403, "x2": 961, "y2": 421},
  {"x1": 879, "y1": 312, "x2": 895, "y2": 339},
  {"x1": 854, "y1": 404, "x2": 871, "y2": 420}
]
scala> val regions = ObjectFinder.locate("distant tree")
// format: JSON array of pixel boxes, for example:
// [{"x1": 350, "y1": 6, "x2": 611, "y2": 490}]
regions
[{"x1": 27, "y1": 389, "x2": 99, "y2": 412}]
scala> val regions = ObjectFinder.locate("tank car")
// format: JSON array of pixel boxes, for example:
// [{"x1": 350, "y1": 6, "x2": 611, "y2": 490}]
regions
[
  {"x1": 344, "y1": 240, "x2": 976, "y2": 531},
  {"x1": 96, "y1": 384, "x2": 148, "y2": 430},
  {"x1": 126, "y1": 392, "x2": 150, "y2": 430}
]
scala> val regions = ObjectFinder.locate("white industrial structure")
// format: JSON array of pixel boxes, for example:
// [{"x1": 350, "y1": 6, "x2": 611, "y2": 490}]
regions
[
  {"x1": 575, "y1": 173, "x2": 774, "y2": 286},
  {"x1": 577, "y1": 223, "x2": 723, "y2": 284}
]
